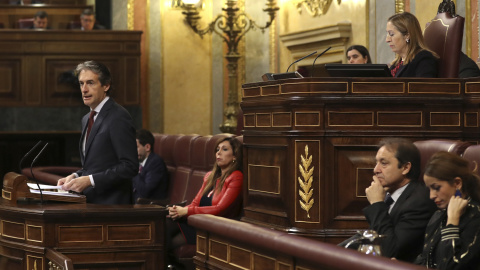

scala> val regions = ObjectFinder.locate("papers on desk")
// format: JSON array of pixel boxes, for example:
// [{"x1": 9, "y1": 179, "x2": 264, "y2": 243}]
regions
[
  {"x1": 27, "y1": 183, "x2": 83, "y2": 198},
  {"x1": 27, "y1": 183, "x2": 63, "y2": 190}
]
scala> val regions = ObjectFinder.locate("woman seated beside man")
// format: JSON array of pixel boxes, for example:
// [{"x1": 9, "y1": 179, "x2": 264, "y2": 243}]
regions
[
  {"x1": 387, "y1": 12, "x2": 438, "y2": 77},
  {"x1": 415, "y1": 152, "x2": 480, "y2": 269},
  {"x1": 167, "y1": 137, "x2": 243, "y2": 252}
]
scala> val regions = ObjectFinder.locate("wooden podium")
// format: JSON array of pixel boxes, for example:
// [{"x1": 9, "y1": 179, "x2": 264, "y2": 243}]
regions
[
  {"x1": 0, "y1": 172, "x2": 167, "y2": 270},
  {"x1": 240, "y1": 76, "x2": 480, "y2": 243}
]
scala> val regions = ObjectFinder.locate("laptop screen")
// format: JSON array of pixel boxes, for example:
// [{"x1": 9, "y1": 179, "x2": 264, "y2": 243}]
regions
[{"x1": 325, "y1": 63, "x2": 392, "y2": 77}]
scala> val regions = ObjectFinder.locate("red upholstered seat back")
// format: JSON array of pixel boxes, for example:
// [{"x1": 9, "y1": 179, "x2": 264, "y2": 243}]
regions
[
  {"x1": 154, "y1": 134, "x2": 179, "y2": 179},
  {"x1": 168, "y1": 134, "x2": 200, "y2": 205},
  {"x1": 424, "y1": 12, "x2": 464, "y2": 78},
  {"x1": 17, "y1": 18, "x2": 34, "y2": 29},
  {"x1": 67, "y1": 20, "x2": 82, "y2": 29},
  {"x1": 186, "y1": 136, "x2": 212, "y2": 203},
  {"x1": 414, "y1": 139, "x2": 470, "y2": 181},
  {"x1": 462, "y1": 144, "x2": 480, "y2": 177}
]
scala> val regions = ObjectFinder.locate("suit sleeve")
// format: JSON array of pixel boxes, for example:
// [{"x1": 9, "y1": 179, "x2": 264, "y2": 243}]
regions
[
  {"x1": 414, "y1": 51, "x2": 438, "y2": 78},
  {"x1": 134, "y1": 155, "x2": 168, "y2": 198},
  {"x1": 91, "y1": 108, "x2": 138, "y2": 192},
  {"x1": 363, "y1": 187, "x2": 435, "y2": 260},
  {"x1": 187, "y1": 171, "x2": 243, "y2": 216}
]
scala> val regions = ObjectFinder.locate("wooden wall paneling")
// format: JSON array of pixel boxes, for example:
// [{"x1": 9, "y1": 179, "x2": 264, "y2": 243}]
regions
[
  {"x1": 0, "y1": 30, "x2": 142, "y2": 107},
  {"x1": 0, "y1": 57, "x2": 22, "y2": 105}
]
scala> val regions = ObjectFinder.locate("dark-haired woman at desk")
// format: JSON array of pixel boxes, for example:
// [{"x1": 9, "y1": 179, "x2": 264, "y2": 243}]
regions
[
  {"x1": 387, "y1": 12, "x2": 438, "y2": 77},
  {"x1": 414, "y1": 152, "x2": 480, "y2": 269},
  {"x1": 346, "y1": 45, "x2": 372, "y2": 64}
]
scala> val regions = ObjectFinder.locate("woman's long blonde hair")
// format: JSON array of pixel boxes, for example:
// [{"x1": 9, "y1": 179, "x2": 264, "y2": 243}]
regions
[
  {"x1": 388, "y1": 12, "x2": 438, "y2": 66},
  {"x1": 201, "y1": 137, "x2": 243, "y2": 197}
]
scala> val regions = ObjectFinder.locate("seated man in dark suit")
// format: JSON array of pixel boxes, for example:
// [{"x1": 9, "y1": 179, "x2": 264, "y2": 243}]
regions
[
  {"x1": 30, "y1": 11, "x2": 49, "y2": 30},
  {"x1": 363, "y1": 138, "x2": 437, "y2": 262},
  {"x1": 340, "y1": 138, "x2": 436, "y2": 262},
  {"x1": 133, "y1": 129, "x2": 169, "y2": 203},
  {"x1": 80, "y1": 9, "x2": 105, "y2": 30},
  {"x1": 459, "y1": 51, "x2": 480, "y2": 78}
]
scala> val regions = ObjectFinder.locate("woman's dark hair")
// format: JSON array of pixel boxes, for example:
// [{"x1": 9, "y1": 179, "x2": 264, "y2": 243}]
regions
[
  {"x1": 424, "y1": 151, "x2": 480, "y2": 202},
  {"x1": 202, "y1": 137, "x2": 243, "y2": 197},
  {"x1": 346, "y1": 45, "x2": 372, "y2": 64},
  {"x1": 378, "y1": 138, "x2": 421, "y2": 181}
]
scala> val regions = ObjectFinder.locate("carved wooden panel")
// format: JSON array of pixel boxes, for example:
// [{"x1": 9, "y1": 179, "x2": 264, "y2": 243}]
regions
[
  {"x1": 0, "y1": 58, "x2": 22, "y2": 104},
  {"x1": 241, "y1": 77, "x2": 480, "y2": 241},
  {"x1": 0, "y1": 31, "x2": 141, "y2": 107}
]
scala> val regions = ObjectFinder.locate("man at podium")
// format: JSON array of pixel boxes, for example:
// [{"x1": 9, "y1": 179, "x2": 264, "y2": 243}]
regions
[{"x1": 58, "y1": 61, "x2": 138, "y2": 204}]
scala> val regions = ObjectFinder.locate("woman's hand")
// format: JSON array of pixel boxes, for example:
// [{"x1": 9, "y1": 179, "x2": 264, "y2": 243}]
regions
[
  {"x1": 168, "y1": 205, "x2": 188, "y2": 220},
  {"x1": 446, "y1": 196, "x2": 468, "y2": 226}
]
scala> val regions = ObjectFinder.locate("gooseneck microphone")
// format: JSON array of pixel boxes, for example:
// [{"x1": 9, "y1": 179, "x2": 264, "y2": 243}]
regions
[
  {"x1": 286, "y1": 51, "x2": 317, "y2": 72},
  {"x1": 261, "y1": 50, "x2": 318, "y2": 81},
  {"x1": 30, "y1": 142, "x2": 49, "y2": 204},
  {"x1": 18, "y1": 140, "x2": 43, "y2": 174},
  {"x1": 311, "y1": 46, "x2": 332, "y2": 77}
]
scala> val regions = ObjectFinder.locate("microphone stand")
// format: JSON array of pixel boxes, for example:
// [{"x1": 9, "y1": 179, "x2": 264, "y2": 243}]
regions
[{"x1": 30, "y1": 143, "x2": 49, "y2": 204}]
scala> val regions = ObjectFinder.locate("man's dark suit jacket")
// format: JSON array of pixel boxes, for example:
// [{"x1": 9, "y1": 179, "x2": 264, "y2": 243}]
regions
[
  {"x1": 391, "y1": 50, "x2": 438, "y2": 78},
  {"x1": 132, "y1": 152, "x2": 169, "y2": 203},
  {"x1": 363, "y1": 181, "x2": 437, "y2": 262},
  {"x1": 459, "y1": 51, "x2": 480, "y2": 78},
  {"x1": 76, "y1": 98, "x2": 138, "y2": 204}
]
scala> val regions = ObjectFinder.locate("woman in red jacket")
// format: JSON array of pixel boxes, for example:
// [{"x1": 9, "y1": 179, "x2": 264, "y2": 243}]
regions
[{"x1": 167, "y1": 137, "x2": 243, "y2": 249}]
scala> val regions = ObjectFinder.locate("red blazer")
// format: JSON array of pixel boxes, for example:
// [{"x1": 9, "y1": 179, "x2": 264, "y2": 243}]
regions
[{"x1": 187, "y1": 170, "x2": 243, "y2": 218}]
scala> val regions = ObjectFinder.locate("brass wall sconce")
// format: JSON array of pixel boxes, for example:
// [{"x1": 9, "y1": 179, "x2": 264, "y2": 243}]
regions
[{"x1": 180, "y1": 0, "x2": 279, "y2": 133}]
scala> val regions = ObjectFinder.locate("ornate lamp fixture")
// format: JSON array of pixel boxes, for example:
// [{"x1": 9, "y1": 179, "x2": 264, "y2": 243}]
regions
[
  {"x1": 181, "y1": 0, "x2": 279, "y2": 133},
  {"x1": 294, "y1": 0, "x2": 341, "y2": 17}
]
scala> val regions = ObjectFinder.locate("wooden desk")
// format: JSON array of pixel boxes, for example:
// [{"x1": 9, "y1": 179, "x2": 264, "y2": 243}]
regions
[
  {"x1": 240, "y1": 77, "x2": 480, "y2": 243},
  {"x1": 0, "y1": 30, "x2": 141, "y2": 107},
  {"x1": 0, "y1": 173, "x2": 167, "y2": 270}
]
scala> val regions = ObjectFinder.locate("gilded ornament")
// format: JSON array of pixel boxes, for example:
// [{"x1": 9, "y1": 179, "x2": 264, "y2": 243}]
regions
[
  {"x1": 298, "y1": 145, "x2": 314, "y2": 218},
  {"x1": 295, "y1": 0, "x2": 341, "y2": 17}
]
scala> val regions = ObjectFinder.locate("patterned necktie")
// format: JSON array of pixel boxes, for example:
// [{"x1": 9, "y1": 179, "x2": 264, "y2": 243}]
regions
[
  {"x1": 86, "y1": 111, "x2": 97, "y2": 141},
  {"x1": 384, "y1": 193, "x2": 394, "y2": 206}
]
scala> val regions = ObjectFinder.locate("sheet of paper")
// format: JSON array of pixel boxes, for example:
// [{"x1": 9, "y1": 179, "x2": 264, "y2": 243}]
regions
[
  {"x1": 27, "y1": 183, "x2": 63, "y2": 190},
  {"x1": 29, "y1": 189, "x2": 83, "y2": 197}
]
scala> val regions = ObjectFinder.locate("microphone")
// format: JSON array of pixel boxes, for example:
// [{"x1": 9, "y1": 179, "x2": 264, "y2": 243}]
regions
[
  {"x1": 18, "y1": 140, "x2": 43, "y2": 174},
  {"x1": 286, "y1": 51, "x2": 317, "y2": 72},
  {"x1": 262, "y1": 51, "x2": 317, "y2": 81},
  {"x1": 30, "y1": 142, "x2": 49, "y2": 204},
  {"x1": 311, "y1": 46, "x2": 332, "y2": 77}
]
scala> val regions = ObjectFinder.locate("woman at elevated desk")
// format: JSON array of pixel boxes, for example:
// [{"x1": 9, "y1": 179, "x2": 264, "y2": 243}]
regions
[
  {"x1": 346, "y1": 45, "x2": 372, "y2": 64},
  {"x1": 415, "y1": 152, "x2": 480, "y2": 269},
  {"x1": 386, "y1": 12, "x2": 438, "y2": 77}
]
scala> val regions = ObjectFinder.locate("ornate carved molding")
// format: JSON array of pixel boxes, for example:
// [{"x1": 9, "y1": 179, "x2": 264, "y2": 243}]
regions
[
  {"x1": 298, "y1": 145, "x2": 314, "y2": 218},
  {"x1": 295, "y1": 0, "x2": 341, "y2": 17},
  {"x1": 395, "y1": 0, "x2": 405, "y2": 13}
]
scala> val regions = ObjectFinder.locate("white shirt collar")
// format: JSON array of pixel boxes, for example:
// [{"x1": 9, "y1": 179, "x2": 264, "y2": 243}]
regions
[
  {"x1": 140, "y1": 154, "x2": 149, "y2": 167},
  {"x1": 91, "y1": 96, "x2": 109, "y2": 116}
]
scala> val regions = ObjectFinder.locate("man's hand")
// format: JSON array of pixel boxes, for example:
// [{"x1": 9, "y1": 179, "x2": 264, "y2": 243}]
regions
[
  {"x1": 59, "y1": 175, "x2": 91, "y2": 193},
  {"x1": 365, "y1": 175, "x2": 386, "y2": 204},
  {"x1": 57, "y1": 174, "x2": 75, "y2": 186}
]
